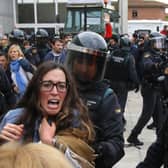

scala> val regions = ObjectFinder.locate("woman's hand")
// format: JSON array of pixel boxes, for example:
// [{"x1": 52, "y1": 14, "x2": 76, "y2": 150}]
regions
[
  {"x1": 0, "y1": 123, "x2": 24, "y2": 141},
  {"x1": 13, "y1": 85, "x2": 19, "y2": 94},
  {"x1": 39, "y1": 117, "x2": 56, "y2": 145}
]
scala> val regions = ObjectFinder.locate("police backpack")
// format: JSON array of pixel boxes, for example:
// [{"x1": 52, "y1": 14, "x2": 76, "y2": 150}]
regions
[{"x1": 105, "y1": 49, "x2": 130, "y2": 82}]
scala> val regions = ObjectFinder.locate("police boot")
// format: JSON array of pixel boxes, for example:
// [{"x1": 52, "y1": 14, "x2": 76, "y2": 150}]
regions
[{"x1": 127, "y1": 132, "x2": 144, "y2": 146}]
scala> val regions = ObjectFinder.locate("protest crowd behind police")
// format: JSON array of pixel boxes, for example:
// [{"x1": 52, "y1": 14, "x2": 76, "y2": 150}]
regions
[{"x1": 0, "y1": 25, "x2": 168, "y2": 167}]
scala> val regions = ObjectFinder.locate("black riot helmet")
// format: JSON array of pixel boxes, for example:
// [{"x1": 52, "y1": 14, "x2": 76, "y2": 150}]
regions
[
  {"x1": 149, "y1": 32, "x2": 166, "y2": 51},
  {"x1": 36, "y1": 29, "x2": 49, "y2": 38},
  {"x1": 119, "y1": 35, "x2": 131, "y2": 51},
  {"x1": 66, "y1": 31, "x2": 108, "y2": 86},
  {"x1": 9, "y1": 28, "x2": 25, "y2": 45},
  {"x1": 35, "y1": 29, "x2": 49, "y2": 47}
]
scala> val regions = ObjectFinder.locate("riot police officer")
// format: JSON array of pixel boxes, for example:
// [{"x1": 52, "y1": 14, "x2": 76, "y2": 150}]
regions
[
  {"x1": 24, "y1": 44, "x2": 41, "y2": 67},
  {"x1": 136, "y1": 97, "x2": 168, "y2": 167},
  {"x1": 66, "y1": 31, "x2": 125, "y2": 168},
  {"x1": 9, "y1": 29, "x2": 25, "y2": 45},
  {"x1": 34, "y1": 29, "x2": 51, "y2": 63},
  {"x1": 127, "y1": 32, "x2": 166, "y2": 146},
  {"x1": 7, "y1": 28, "x2": 25, "y2": 52},
  {"x1": 24, "y1": 29, "x2": 51, "y2": 65},
  {"x1": 105, "y1": 35, "x2": 139, "y2": 126}
]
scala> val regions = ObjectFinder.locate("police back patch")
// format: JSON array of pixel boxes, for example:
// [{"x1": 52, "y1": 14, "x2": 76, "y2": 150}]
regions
[{"x1": 115, "y1": 108, "x2": 121, "y2": 113}]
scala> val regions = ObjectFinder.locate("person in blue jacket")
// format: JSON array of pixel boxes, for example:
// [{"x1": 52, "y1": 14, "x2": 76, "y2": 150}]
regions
[
  {"x1": 44, "y1": 38, "x2": 66, "y2": 64},
  {"x1": 7, "y1": 44, "x2": 35, "y2": 101}
]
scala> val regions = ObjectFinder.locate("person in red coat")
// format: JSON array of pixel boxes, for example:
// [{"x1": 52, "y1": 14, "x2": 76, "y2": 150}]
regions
[
  {"x1": 104, "y1": 22, "x2": 112, "y2": 42},
  {"x1": 160, "y1": 25, "x2": 168, "y2": 36}
]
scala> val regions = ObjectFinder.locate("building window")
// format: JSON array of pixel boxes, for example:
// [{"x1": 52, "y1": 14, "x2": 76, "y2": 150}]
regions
[
  {"x1": 18, "y1": 4, "x2": 35, "y2": 23},
  {"x1": 36, "y1": 2, "x2": 66, "y2": 23},
  {"x1": 58, "y1": 3, "x2": 66, "y2": 23},
  {"x1": 37, "y1": 3, "x2": 56, "y2": 23},
  {"x1": 132, "y1": 10, "x2": 138, "y2": 18}
]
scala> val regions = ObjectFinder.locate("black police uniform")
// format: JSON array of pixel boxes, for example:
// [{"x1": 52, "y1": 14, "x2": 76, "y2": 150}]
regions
[
  {"x1": 79, "y1": 81, "x2": 125, "y2": 168},
  {"x1": 24, "y1": 46, "x2": 41, "y2": 67},
  {"x1": 127, "y1": 50, "x2": 164, "y2": 145},
  {"x1": 36, "y1": 44, "x2": 51, "y2": 63},
  {"x1": 136, "y1": 115, "x2": 168, "y2": 168},
  {"x1": 0, "y1": 66, "x2": 16, "y2": 116},
  {"x1": 66, "y1": 31, "x2": 125, "y2": 168},
  {"x1": 34, "y1": 29, "x2": 51, "y2": 63},
  {"x1": 130, "y1": 42, "x2": 143, "y2": 82},
  {"x1": 105, "y1": 40, "x2": 139, "y2": 124}
]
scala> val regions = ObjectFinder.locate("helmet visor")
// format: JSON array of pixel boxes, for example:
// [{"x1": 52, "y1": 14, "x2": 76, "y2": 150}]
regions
[
  {"x1": 73, "y1": 53, "x2": 97, "y2": 82},
  {"x1": 67, "y1": 43, "x2": 107, "y2": 57},
  {"x1": 150, "y1": 37, "x2": 166, "y2": 50},
  {"x1": 66, "y1": 50, "x2": 107, "y2": 83}
]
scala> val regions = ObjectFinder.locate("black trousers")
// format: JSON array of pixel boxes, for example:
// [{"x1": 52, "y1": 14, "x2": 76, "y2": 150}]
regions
[{"x1": 132, "y1": 84, "x2": 163, "y2": 136}]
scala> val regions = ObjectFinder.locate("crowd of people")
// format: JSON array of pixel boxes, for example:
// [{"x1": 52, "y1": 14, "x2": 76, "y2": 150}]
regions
[{"x1": 0, "y1": 25, "x2": 168, "y2": 167}]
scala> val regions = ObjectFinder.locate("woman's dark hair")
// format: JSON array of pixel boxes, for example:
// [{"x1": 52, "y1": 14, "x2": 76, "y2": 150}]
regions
[{"x1": 17, "y1": 61, "x2": 94, "y2": 142}]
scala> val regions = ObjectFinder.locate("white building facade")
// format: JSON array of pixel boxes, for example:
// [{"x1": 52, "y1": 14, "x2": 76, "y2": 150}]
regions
[
  {"x1": 0, "y1": 0, "x2": 14, "y2": 35},
  {"x1": 13, "y1": 0, "x2": 67, "y2": 36},
  {"x1": 1, "y1": 0, "x2": 126, "y2": 36}
]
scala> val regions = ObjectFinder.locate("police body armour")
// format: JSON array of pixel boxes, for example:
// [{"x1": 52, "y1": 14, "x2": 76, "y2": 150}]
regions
[{"x1": 105, "y1": 49, "x2": 130, "y2": 81}]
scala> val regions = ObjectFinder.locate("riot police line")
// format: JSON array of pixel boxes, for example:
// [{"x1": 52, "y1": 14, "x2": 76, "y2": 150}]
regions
[
  {"x1": 0, "y1": 30, "x2": 125, "y2": 168},
  {"x1": 1, "y1": 27, "x2": 168, "y2": 167},
  {"x1": 1, "y1": 28, "x2": 168, "y2": 130},
  {"x1": 106, "y1": 32, "x2": 168, "y2": 105},
  {"x1": 105, "y1": 31, "x2": 168, "y2": 149},
  {"x1": 103, "y1": 31, "x2": 168, "y2": 168}
]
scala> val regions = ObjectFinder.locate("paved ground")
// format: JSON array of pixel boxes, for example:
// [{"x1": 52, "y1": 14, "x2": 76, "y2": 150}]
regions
[{"x1": 113, "y1": 91, "x2": 156, "y2": 168}]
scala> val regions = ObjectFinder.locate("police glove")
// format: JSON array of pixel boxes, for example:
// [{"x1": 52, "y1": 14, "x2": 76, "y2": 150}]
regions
[
  {"x1": 93, "y1": 143, "x2": 104, "y2": 159},
  {"x1": 157, "y1": 61, "x2": 168, "y2": 71}
]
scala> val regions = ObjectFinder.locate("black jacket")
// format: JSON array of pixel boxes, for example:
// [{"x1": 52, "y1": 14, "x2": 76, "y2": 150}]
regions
[
  {"x1": 137, "y1": 115, "x2": 168, "y2": 168},
  {"x1": 79, "y1": 81, "x2": 125, "y2": 168},
  {"x1": 0, "y1": 66, "x2": 16, "y2": 116}
]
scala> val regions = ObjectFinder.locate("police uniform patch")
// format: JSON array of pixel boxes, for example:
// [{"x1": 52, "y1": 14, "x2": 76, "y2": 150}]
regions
[
  {"x1": 115, "y1": 108, "x2": 121, "y2": 113},
  {"x1": 144, "y1": 53, "x2": 150, "y2": 58}
]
